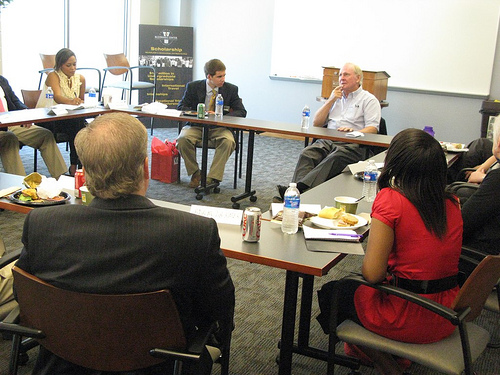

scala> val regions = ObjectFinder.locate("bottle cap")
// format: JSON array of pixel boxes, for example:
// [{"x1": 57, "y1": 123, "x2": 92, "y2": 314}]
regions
[{"x1": 289, "y1": 182, "x2": 297, "y2": 188}]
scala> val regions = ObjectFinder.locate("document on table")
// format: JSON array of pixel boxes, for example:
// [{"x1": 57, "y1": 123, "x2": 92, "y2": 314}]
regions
[
  {"x1": 190, "y1": 205, "x2": 243, "y2": 225},
  {"x1": 0, "y1": 110, "x2": 42, "y2": 123},
  {"x1": 348, "y1": 160, "x2": 384, "y2": 175},
  {"x1": 303, "y1": 225, "x2": 363, "y2": 243},
  {"x1": 303, "y1": 222, "x2": 366, "y2": 254}
]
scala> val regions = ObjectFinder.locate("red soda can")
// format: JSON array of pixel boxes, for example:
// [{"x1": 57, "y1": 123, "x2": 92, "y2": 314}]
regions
[
  {"x1": 242, "y1": 207, "x2": 261, "y2": 242},
  {"x1": 74, "y1": 169, "x2": 85, "y2": 198}
]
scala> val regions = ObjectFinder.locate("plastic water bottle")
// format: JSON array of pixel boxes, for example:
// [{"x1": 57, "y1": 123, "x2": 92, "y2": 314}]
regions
[
  {"x1": 215, "y1": 94, "x2": 224, "y2": 118},
  {"x1": 301, "y1": 105, "x2": 310, "y2": 129},
  {"x1": 45, "y1": 86, "x2": 54, "y2": 107},
  {"x1": 282, "y1": 182, "x2": 300, "y2": 234},
  {"x1": 87, "y1": 87, "x2": 97, "y2": 106},
  {"x1": 363, "y1": 160, "x2": 378, "y2": 203}
]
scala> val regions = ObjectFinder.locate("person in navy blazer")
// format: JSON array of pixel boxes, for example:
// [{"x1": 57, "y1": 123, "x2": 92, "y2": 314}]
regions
[
  {"x1": 177, "y1": 59, "x2": 247, "y2": 188},
  {"x1": 16, "y1": 112, "x2": 235, "y2": 375}
]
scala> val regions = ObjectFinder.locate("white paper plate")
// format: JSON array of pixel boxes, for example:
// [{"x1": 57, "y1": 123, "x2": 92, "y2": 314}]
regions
[
  {"x1": 310, "y1": 214, "x2": 368, "y2": 230},
  {"x1": 440, "y1": 142, "x2": 468, "y2": 153}
]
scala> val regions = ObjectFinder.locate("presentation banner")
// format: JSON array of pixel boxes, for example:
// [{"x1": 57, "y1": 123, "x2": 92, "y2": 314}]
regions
[{"x1": 138, "y1": 25, "x2": 193, "y2": 107}]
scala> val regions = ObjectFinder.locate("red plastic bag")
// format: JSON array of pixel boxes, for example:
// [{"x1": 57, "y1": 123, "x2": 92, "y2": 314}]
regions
[{"x1": 151, "y1": 137, "x2": 179, "y2": 183}]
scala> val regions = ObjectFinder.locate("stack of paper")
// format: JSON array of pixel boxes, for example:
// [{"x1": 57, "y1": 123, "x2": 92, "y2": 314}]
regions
[{"x1": 303, "y1": 225, "x2": 363, "y2": 242}]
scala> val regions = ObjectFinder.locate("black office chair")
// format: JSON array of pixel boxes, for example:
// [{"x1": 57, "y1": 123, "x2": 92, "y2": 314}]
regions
[
  {"x1": 367, "y1": 117, "x2": 387, "y2": 156},
  {"x1": 177, "y1": 122, "x2": 242, "y2": 193},
  {"x1": 0, "y1": 266, "x2": 231, "y2": 375}
]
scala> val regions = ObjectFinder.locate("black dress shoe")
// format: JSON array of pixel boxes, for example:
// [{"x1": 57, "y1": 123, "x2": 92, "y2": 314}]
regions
[{"x1": 277, "y1": 185, "x2": 288, "y2": 200}]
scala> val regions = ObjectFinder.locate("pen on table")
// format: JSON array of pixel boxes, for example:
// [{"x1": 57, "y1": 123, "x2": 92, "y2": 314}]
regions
[{"x1": 327, "y1": 232, "x2": 362, "y2": 238}]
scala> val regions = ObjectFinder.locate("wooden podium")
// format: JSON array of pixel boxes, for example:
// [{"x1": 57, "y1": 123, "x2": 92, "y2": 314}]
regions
[{"x1": 321, "y1": 67, "x2": 390, "y2": 105}]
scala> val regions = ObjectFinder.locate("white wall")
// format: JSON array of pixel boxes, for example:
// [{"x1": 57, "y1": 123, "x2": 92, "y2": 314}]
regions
[{"x1": 155, "y1": 0, "x2": 500, "y2": 144}]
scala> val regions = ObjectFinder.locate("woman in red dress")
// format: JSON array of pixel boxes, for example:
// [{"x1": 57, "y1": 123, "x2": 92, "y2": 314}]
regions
[{"x1": 317, "y1": 128, "x2": 463, "y2": 374}]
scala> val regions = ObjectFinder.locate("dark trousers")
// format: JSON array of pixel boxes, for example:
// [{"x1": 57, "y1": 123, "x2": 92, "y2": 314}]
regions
[
  {"x1": 316, "y1": 279, "x2": 362, "y2": 334},
  {"x1": 41, "y1": 118, "x2": 86, "y2": 166},
  {"x1": 293, "y1": 140, "x2": 372, "y2": 189}
]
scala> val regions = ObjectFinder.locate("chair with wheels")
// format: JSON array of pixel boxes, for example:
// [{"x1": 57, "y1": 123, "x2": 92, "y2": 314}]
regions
[
  {"x1": 326, "y1": 255, "x2": 500, "y2": 375},
  {"x1": 176, "y1": 122, "x2": 242, "y2": 194},
  {"x1": 20, "y1": 89, "x2": 70, "y2": 172},
  {"x1": 0, "y1": 266, "x2": 230, "y2": 375}
]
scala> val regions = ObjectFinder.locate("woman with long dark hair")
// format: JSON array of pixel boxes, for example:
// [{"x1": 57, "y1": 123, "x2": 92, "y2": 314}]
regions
[
  {"x1": 37, "y1": 48, "x2": 86, "y2": 176},
  {"x1": 317, "y1": 128, "x2": 463, "y2": 374}
]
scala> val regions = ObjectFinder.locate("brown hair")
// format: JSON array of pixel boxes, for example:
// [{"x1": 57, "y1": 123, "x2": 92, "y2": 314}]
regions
[
  {"x1": 204, "y1": 59, "x2": 226, "y2": 77},
  {"x1": 75, "y1": 113, "x2": 148, "y2": 199}
]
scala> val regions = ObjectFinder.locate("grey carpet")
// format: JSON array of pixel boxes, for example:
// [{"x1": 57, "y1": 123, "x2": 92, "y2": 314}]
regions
[{"x1": 0, "y1": 126, "x2": 498, "y2": 374}]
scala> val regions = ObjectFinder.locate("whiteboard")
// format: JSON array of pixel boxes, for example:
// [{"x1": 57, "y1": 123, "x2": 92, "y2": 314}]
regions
[{"x1": 270, "y1": 0, "x2": 500, "y2": 96}]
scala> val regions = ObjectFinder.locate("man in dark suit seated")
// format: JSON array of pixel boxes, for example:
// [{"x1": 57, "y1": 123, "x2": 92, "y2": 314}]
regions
[
  {"x1": 16, "y1": 112, "x2": 235, "y2": 375},
  {"x1": 461, "y1": 120, "x2": 500, "y2": 258},
  {"x1": 177, "y1": 59, "x2": 247, "y2": 187}
]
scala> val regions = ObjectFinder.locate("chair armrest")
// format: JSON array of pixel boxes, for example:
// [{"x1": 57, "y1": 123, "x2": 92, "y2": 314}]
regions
[
  {"x1": 129, "y1": 65, "x2": 156, "y2": 73},
  {"x1": 186, "y1": 322, "x2": 218, "y2": 354},
  {"x1": 103, "y1": 65, "x2": 131, "y2": 72},
  {"x1": 129, "y1": 65, "x2": 157, "y2": 83},
  {"x1": 337, "y1": 275, "x2": 468, "y2": 325},
  {"x1": 0, "y1": 305, "x2": 45, "y2": 339},
  {"x1": 461, "y1": 246, "x2": 488, "y2": 261},
  {"x1": 38, "y1": 68, "x2": 53, "y2": 75},
  {"x1": 0, "y1": 248, "x2": 21, "y2": 269},
  {"x1": 149, "y1": 321, "x2": 218, "y2": 364},
  {"x1": 456, "y1": 168, "x2": 477, "y2": 182},
  {"x1": 76, "y1": 67, "x2": 101, "y2": 73}
]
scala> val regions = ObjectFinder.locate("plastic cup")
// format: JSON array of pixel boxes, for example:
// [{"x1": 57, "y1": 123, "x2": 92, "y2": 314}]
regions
[
  {"x1": 334, "y1": 196, "x2": 358, "y2": 214},
  {"x1": 80, "y1": 186, "x2": 94, "y2": 206}
]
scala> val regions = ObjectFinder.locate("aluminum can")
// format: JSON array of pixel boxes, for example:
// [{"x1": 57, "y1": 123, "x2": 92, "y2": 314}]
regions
[
  {"x1": 197, "y1": 103, "x2": 205, "y2": 119},
  {"x1": 242, "y1": 207, "x2": 261, "y2": 242},
  {"x1": 74, "y1": 169, "x2": 85, "y2": 198}
]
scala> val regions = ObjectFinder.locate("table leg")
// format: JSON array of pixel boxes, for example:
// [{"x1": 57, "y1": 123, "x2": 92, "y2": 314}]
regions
[
  {"x1": 278, "y1": 270, "x2": 299, "y2": 375},
  {"x1": 297, "y1": 275, "x2": 314, "y2": 348},
  {"x1": 194, "y1": 125, "x2": 219, "y2": 199},
  {"x1": 230, "y1": 130, "x2": 256, "y2": 208},
  {"x1": 277, "y1": 272, "x2": 360, "y2": 374}
]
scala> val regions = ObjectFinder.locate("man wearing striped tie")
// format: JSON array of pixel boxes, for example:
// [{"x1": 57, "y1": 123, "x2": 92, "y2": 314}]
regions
[{"x1": 177, "y1": 59, "x2": 247, "y2": 188}]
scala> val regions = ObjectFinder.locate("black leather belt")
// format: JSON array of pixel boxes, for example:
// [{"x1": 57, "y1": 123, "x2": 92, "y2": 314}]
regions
[{"x1": 390, "y1": 274, "x2": 458, "y2": 294}]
